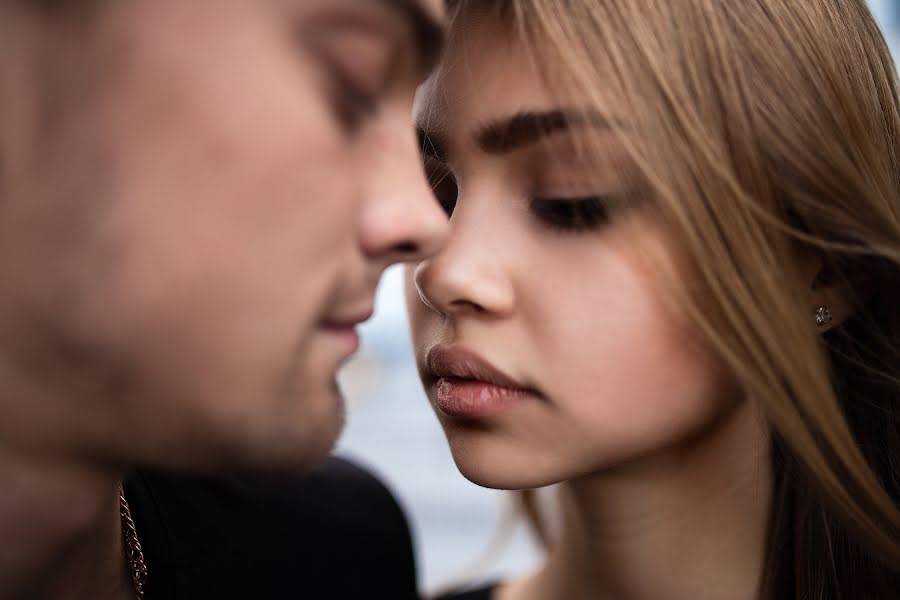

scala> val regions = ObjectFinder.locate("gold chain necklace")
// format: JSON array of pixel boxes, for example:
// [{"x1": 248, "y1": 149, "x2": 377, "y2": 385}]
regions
[{"x1": 118, "y1": 484, "x2": 148, "y2": 599}]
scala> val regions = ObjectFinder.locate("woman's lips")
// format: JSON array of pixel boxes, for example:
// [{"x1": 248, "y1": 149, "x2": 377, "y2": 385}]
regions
[
  {"x1": 435, "y1": 377, "x2": 535, "y2": 418},
  {"x1": 426, "y1": 346, "x2": 540, "y2": 419}
]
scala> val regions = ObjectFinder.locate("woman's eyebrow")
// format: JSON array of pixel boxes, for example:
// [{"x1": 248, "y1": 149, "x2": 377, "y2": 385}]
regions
[{"x1": 475, "y1": 109, "x2": 611, "y2": 155}]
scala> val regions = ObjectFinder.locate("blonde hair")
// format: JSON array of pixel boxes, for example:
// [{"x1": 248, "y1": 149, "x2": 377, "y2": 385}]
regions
[{"x1": 443, "y1": 0, "x2": 900, "y2": 596}]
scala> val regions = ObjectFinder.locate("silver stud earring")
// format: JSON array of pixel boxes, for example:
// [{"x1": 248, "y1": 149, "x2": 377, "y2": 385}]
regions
[{"x1": 815, "y1": 306, "x2": 833, "y2": 327}]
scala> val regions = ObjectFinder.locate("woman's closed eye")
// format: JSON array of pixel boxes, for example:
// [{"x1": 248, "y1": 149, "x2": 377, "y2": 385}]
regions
[
  {"x1": 423, "y1": 158, "x2": 458, "y2": 218},
  {"x1": 530, "y1": 196, "x2": 611, "y2": 233}
]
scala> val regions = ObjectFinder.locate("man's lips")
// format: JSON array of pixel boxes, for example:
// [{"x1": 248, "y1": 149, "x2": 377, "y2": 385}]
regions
[
  {"x1": 320, "y1": 309, "x2": 372, "y2": 356},
  {"x1": 425, "y1": 345, "x2": 541, "y2": 418},
  {"x1": 319, "y1": 324, "x2": 360, "y2": 355},
  {"x1": 321, "y1": 308, "x2": 374, "y2": 330}
]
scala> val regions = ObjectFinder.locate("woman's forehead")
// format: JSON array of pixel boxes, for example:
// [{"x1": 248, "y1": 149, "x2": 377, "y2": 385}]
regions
[{"x1": 417, "y1": 41, "x2": 556, "y2": 143}]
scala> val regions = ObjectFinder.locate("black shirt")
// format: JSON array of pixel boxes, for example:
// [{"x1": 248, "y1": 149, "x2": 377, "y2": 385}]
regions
[
  {"x1": 437, "y1": 584, "x2": 497, "y2": 600},
  {"x1": 124, "y1": 457, "x2": 419, "y2": 599}
]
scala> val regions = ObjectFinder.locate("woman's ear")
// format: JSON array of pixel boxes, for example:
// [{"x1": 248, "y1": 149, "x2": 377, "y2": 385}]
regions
[{"x1": 803, "y1": 253, "x2": 870, "y2": 333}]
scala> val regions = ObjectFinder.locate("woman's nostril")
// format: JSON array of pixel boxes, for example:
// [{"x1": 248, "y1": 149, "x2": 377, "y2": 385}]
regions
[{"x1": 450, "y1": 298, "x2": 485, "y2": 313}]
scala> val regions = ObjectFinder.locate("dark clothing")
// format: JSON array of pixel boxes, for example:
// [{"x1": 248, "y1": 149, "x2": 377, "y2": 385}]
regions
[
  {"x1": 124, "y1": 457, "x2": 419, "y2": 600},
  {"x1": 437, "y1": 584, "x2": 497, "y2": 600}
]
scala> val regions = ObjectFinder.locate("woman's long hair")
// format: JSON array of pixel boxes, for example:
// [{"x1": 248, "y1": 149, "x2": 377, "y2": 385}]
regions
[{"x1": 442, "y1": 1, "x2": 900, "y2": 597}]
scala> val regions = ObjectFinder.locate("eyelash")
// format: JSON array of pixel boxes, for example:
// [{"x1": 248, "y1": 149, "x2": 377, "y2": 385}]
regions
[
  {"x1": 423, "y1": 158, "x2": 458, "y2": 216},
  {"x1": 529, "y1": 196, "x2": 611, "y2": 233},
  {"x1": 423, "y1": 159, "x2": 611, "y2": 233}
]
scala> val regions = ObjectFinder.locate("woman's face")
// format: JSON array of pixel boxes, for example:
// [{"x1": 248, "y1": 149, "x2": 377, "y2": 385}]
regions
[{"x1": 406, "y1": 18, "x2": 740, "y2": 489}]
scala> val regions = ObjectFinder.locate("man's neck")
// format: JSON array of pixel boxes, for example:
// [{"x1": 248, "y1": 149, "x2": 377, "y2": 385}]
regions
[
  {"x1": 509, "y1": 400, "x2": 772, "y2": 600},
  {"x1": 0, "y1": 448, "x2": 133, "y2": 600}
]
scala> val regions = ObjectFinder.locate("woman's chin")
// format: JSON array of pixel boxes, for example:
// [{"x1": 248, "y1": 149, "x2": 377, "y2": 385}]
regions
[{"x1": 449, "y1": 450, "x2": 565, "y2": 491}]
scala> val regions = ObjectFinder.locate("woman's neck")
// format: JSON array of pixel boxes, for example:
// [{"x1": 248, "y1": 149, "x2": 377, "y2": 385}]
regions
[{"x1": 508, "y1": 400, "x2": 772, "y2": 600}]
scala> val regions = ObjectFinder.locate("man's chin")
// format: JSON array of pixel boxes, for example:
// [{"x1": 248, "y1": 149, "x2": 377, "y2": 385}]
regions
[
  {"x1": 161, "y1": 388, "x2": 347, "y2": 477},
  {"x1": 244, "y1": 393, "x2": 347, "y2": 475}
]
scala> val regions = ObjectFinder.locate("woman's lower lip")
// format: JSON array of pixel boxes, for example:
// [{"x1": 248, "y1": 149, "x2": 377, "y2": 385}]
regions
[{"x1": 434, "y1": 377, "x2": 533, "y2": 418}]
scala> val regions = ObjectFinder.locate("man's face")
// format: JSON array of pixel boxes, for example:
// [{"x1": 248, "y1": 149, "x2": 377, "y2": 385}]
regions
[{"x1": 0, "y1": 0, "x2": 446, "y2": 472}]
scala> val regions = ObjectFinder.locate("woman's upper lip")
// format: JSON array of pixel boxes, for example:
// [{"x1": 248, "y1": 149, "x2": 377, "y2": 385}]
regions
[{"x1": 426, "y1": 345, "x2": 534, "y2": 392}]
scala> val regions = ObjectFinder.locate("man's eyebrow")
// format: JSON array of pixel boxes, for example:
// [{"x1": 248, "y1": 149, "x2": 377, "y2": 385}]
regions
[
  {"x1": 378, "y1": 0, "x2": 445, "y2": 79},
  {"x1": 475, "y1": 109, "x2": 611, "y2": 155}
]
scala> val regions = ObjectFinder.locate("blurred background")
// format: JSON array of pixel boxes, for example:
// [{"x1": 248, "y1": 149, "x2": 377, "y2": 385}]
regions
[
  {"x1": 335, "y1": 2, "x2": 900, "y2": 596},
  {"x1": 874, "y1": 0, "x2": 900, "y2": 56}
]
